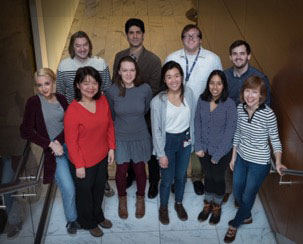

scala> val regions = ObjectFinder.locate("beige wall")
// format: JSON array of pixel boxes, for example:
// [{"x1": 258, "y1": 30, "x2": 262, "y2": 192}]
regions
[{"x1": 32, "y1": 0, "x2": 79, "y2": 70}]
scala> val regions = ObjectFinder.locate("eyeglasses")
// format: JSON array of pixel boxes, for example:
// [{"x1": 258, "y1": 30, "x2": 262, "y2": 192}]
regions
[{"x1": 183, "y1": 34, "x2": 200, "y2": 40}]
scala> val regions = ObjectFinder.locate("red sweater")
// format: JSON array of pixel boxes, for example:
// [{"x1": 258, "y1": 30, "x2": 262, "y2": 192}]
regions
[{"x1": 64, "y1": 96, "x2": 115, "y2": 168}]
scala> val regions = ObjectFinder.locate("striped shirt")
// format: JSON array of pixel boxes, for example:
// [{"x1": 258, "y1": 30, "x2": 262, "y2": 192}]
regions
[
  {"x1": 56, "y1": 56, "x2": 111, "y2": 104},
  {"x1": 233, "y1": 103, "x2": 282, "y2": 165}
]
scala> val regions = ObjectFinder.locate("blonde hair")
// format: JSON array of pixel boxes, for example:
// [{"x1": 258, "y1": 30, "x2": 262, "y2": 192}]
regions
[{"x1": 34, "y1": 68, "x2": 56, "y2": 82}]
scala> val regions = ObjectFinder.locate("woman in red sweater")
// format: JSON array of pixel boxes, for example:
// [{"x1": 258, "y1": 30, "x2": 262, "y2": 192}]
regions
[{"x1": 64, "y1": 66, "x2": 115, "y2": 237}]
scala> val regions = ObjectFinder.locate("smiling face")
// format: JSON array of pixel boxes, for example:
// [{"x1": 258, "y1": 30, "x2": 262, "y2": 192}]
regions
[
  {"x1": 182, "y1": 28, "x2": 201, "y2": 54},
  {"x1": 230, "y1": 44, "x2": 251, "y2": 69},
  {"x1": 119, "y1": 61, "x2": 136, "y2": 88},
  {"x1": 164, "y1": 67, "x2": 183, "y2": 92},
  {"x1": 243, "y1": 86, "x2": 261, "y2": 109},
  {"x1": 126, "y1": 25, "x2": 144, "y2": 48},
  {"x1": 77, "y1": 75, "x2": 99, "y2": 101},
  {"x1": 209, "y1": 74, "x2": 224, "y2": 101},
  {"x1": 73, "y1": 37, "x2": 90, "y2": 61},
  {"x1": 35, "y1": 75, "x2": 54, "y2": 99}
]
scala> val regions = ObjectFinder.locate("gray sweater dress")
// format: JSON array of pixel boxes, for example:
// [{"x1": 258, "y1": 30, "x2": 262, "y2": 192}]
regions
[{"x1": 106, "y1": 83, "x2": 153, "y2": 164}]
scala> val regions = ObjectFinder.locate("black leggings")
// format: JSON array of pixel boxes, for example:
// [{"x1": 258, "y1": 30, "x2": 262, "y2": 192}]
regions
[{"x1": 199, "y1": 151, "x2": 232, "y2": 196}]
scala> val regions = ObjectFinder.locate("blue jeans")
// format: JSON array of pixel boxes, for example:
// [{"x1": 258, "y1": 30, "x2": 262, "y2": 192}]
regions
[
  {"x1": 230, "y1": 154, "x2": 270, "y2": 228},
  {"x1": 54, "y1": 145, "x2": 77, "y2": 222},
  {"x1": 160, "y1": 129, "x2": 191, "y2": 206}
]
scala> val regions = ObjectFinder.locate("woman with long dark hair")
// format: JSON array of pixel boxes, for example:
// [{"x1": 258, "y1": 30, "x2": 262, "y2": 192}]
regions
[
  {"x1": 151, "y1": 61, "x2": 195, "y2": 225},
  {"x1": 194, "y1": 70, "x2": 237, "y2": 225},
  {"x1": 64, "y1": 66, "x2": 115, "y2": 237},
  {"x1": 106, "y1": 56, "x2": 152, "y2": 219}
]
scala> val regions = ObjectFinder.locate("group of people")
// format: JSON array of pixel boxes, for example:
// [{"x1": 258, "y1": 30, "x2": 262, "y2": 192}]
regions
[{"x1": 20, "y1": 18, "x2": 287, "y2": 243}]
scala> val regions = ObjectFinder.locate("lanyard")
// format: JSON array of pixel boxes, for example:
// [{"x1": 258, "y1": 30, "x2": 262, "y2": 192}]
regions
[{"x1": 185, "y1": 47, "x2": 201, "y2": 82}]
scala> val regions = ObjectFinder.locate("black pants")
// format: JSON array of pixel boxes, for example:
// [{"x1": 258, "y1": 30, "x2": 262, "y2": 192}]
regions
[
  {"x1": 70, "y1": 157, "x2": 108, "y2": 229},
  {"x1": 199, "y1": 151, "x2": 231, "y2": 196}
]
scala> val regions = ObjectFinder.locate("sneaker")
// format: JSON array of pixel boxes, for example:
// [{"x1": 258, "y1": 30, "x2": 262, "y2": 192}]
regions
[
  {"x1": 99, "y1": 218, "x2": 112, "y2": 229},
  {"x1": 66, "y1": 221, "x2": 81, "y2": 234},
  {"x1": 174, "y1": 203, "x2": 188, "y2": 221},
  {"x1": 89, "y1": 227, "x2": 103, "y2": 237},
  {"x1": 104, "y1": 181, "x2": 115, "y2": 197}
]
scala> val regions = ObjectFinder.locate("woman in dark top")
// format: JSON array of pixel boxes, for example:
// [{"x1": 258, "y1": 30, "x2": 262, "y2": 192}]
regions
[
  {"x1": 106, "y1": 56, "x2": 152, "y2": 220},
  {"x1": 20, "y1": 68, "x2": 79, "y2": 234},
  {"x1": 194, "y1": 70, "x2": 237, "y2": 225}
]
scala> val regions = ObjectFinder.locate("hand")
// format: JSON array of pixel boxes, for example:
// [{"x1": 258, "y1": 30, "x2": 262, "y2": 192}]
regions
[
  {"x1": 159, "y1": 156, "x2": 169, "y2": 168},
  {"x1": 195, "y1": 150, "x2": 205, "y2": 158},
  {"x1": 230, "y1": 160, "x2": 235, "y2": 171},
  {"x1": 276, "y1": 163, "x2": 287, "y2": 176},
  {"x1": 76, "y1": 167, "x2": 85, "y2": 179},
  {"x1": 211, "y1": 159, "x2": 217, "y2": 164},
  {"x1": 108, "y1": 149, "x2": 115, "y2": 165},
  {"x1": 49, "y1": 141, "x2": 63, "y2": 156}
]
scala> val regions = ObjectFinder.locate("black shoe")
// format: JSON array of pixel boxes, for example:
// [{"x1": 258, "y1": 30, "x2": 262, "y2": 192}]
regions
[
  {"x1": 171, "y1": 183, "x2": 175, "y2": 194},
  {"x1": 66, "y1": 221, "x2": 81, "y2": 234},
  {"x1": 193, "y1": 181, "x2": 204, "y2": 195},
  {"x1": 148, "y1": 184, "x2": 158, "y2": 199}
]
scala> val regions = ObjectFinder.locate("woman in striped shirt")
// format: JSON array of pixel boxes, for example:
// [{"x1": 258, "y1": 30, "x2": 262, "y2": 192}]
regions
[{"x1": 224, "y1": 76, "x2": 287, "y2": 243}]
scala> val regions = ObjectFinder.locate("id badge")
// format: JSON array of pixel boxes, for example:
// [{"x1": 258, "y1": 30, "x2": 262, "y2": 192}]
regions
[{"x1": 183, "y1": 138, "x2": 192, "y2": 148}]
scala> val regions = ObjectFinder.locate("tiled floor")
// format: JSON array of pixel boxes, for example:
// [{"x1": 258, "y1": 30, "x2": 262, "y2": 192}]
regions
[{"x1": 43, "y1": 180, "x2": 276, "y2": 244}]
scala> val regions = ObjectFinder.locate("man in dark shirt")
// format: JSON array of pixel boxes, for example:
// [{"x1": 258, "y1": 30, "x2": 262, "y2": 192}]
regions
[
  {"x1": 224, "y1": 40, "x2": 271, "y2": 106},
  {"x1": 112, "y1": 18, "x2": 162, "y2": 199},
  {"x1": 223, "y1": 40, "x2": 271, "y2": 204}
]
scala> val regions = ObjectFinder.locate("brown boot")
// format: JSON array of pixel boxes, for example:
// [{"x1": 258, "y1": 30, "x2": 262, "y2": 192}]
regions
[
  {"x1": 118, "y1": 196, "x2": 128, "y2": 219},
  {"x1": 135, "y1": 195, "x2": 145, "y2": 218},
  {"x1": 209, "y1": 202, "x2": 222, "y2": 225},
  {"x1": 159, "y1": 205, "x2": 169, "y2": 225},
  {"x1": 198, "y1": 200, "x2": 213, "y2": 222}
]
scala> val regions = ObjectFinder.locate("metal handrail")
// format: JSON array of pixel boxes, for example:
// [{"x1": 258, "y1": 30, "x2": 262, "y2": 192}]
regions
[
  {"x1": 270, "y1": 159, "x2": 303, "y2": 186},
  {"x1": 270, "y1": 159, "x2": 303, "y2": 176},
  {"x1": 0, "y1": 141, "x2": 44, "y2": 195}
]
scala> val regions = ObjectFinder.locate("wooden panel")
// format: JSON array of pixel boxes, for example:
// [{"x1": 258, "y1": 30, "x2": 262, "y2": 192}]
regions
[{"x1": 198, "y1": 0, "x2": 303, "y2": 242}]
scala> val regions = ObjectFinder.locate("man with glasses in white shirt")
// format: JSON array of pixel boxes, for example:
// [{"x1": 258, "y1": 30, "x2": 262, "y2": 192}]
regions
[{"x1": 165, "y1": 24, "x2": 222, "y2": 196}]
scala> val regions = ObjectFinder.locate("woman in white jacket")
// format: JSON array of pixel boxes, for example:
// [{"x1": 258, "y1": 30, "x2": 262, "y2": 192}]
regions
[{"x1": 151, "y1": 61, "x2": 195, "y2": 225}]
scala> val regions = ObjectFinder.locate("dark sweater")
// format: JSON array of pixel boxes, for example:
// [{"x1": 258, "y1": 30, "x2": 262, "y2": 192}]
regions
[{"x1": 20, "y1": 94, "x2": 68, "y2": 184}]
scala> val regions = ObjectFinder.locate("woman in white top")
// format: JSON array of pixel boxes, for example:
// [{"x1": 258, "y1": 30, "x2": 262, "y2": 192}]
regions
[{"x1": 151, "y1": 61, "x2": 195, "y2": 225}]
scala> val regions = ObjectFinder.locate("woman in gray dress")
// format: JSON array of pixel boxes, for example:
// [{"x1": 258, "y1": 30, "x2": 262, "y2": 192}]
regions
[{"x1": 106, "y1": 56, "x2": 152, "y2": 219}]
